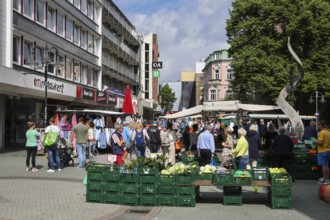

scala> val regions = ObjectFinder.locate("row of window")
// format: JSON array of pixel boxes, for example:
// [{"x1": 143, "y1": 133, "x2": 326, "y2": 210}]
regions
[
  {"x1": 13, "y1": 35, "x2": 99, "y2": 87},
  {"x1": 213, "y1": 69, "x2": 233, "y2": 80},
  {"x1": 208, "y1": 89, "x2": 233, "y2": 101},
  {"x1": 14, "y1": 0, "x2": 99, "y2": 55}
]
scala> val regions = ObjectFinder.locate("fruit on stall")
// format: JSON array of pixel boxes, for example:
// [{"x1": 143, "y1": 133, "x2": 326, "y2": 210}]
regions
[
  {"x1": 269, "y1": 167, "x2": 287, "y2": 174},
  {"x1": 234, "y1": 170, "x2": 251, "y2": 178},
  {"x1": 161, "y1": 162, "x2": 199, "y2": 175}
]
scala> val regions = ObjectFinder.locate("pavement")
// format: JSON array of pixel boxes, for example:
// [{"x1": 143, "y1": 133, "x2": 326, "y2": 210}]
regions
[{"x1": 0, "y1": 149, "x2": 330, "y2": 220}]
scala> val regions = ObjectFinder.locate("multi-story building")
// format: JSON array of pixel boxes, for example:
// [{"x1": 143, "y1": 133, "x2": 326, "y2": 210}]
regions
[
  {"x1": 203, "y1": 49, "x2": 233, "y2": 102},
  {"x1": 0, "y1": 0, "x2": 140, "y2": 150},
  {"x1": 140, "y1": 33, "x2": 160, "y2": 120},
  {"x1": 181, "y1": 71, "x2": 196, "y2": 109},
  {"x1": 195, "y1": 60, "x2": 205, "y2": 105}
]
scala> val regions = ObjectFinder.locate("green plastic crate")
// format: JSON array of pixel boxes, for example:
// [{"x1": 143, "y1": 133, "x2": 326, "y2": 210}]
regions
[
  {"x1": 122, "y1": 184, "x2": 140, "y2": 195},
  {"x1": 140, "y1": 185, "x2": 158, "y2": 196},
  {"x1": 176, "y1": 186, "x2": 196, "y2": 196},
  {"x1": 121, "y1": 173, "x2": 140, "y2": 185},
  {"x1": 271, "y1": 197, "x2": 292, "y2": 209},
  {"x1": 294, "y1": 156, "x2": 307, "y2": 164},
  {"x1": 86, "y1": 192, "x2": 103, "y2": 203},
  {"x1": 121, "y1": 195, "x2": 140, "y2": 206},
  {"x1": 140, "y1": 196, "x2": 158, "y2": 206},
  {"x1": 251, "y1": 167, "x2": 269, "y2": 181},
  {"x1": 103, "y1": 183, "x2": 122, "y2": 195},
  {"x1": 270, "y1": 174, "x2": 292, "y2": 186},
  {"x1": 139, "y1": 174, "x2": 158, "y2": 185},
  {"x1": 138, "y1": 166, "x2": 159, "y2": 175},
  {"x1": 223, "y1": 195, "x2": 242, "y2": 206},
  {"x1": 212, "y1": 171, "x2": 234, "y2": 185},
  {"x1": 223, "y1": 186, "x2": 242, "y2": 196},
  {"x1": 158, "y1": 185, "x2": 176, "y2": 195},
  {"x1": 232, "y1": 177, "x2": 251, "y2": 186},
  {"x1": 176, "y1": 196, "x2": 196, "y2": 207},
  {"x1": 198, "y1": 173, "x2": 214, "y2": 180},
  {"x1": 158, "y1": 196, "x2": 176, "y2": 206},
  {"x1": 87, "y1": 172, "x2": 104, "y2": 184},
  {"x1": 103, "y1": 172, "x2": 121, "y2": 184},
  {"x1": 158, "y1": 174, "x2": 176, "y2": 185},
  {"x1": 86, "y1": 182, "x2": 103, "y2": 194},
  {"x1": 176, "y1": 173, "x2": 197, "y2": 184},
  {"x1": 103, "y1": 194, "x2": 122, "y2": 204},
  {"x1": 268, "y1": 187, "x2": 292, "y2": 198},
  {"x1": 86, "y1": 163, "x2": 109, "y2": 172}
]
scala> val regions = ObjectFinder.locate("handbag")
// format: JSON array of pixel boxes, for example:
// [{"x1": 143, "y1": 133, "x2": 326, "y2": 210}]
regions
[{"x1": 42, "y1": 126, "x2": 58, "y2": 147}]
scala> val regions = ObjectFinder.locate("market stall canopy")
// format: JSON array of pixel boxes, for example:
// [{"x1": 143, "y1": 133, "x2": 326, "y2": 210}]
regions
[
  {"x1": 189, "y1": 114, "x2": 203, "y2": 119},
  {"x1": 57, "y1": 109, "x2": 124, "y2": 116},
  {"x1": 162, "y1": 105, "x2": 204, "y2": 119},
  {"x1": 249, "y1": 114, "x2": 316, "y2": 120}
]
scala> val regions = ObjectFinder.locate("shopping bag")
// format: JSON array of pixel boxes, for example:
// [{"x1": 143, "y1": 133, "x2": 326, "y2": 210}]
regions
[
  {"x1": 210, "y1": 157, "x2": 218, "y2": 166},
  {"x1": 83, "y1": 175, "x2": 87, "y2": 185},
  {"x1": 42, "y1": 127, "x2": 58, "y2": 147}
]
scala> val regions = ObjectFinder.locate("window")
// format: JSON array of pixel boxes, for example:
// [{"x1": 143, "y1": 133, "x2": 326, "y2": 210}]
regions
[
  {"x1": 227, "y1": 68, "x2": 233, "y2": 80},
  {"x1": 81, "y1": 65, "x2": 87, "y2": 84},
  {"x1": 47, "y1": 7, "x2": 55, "y2": 31},
  {"x1": 66, "y1": 57, "x2": 72, "y2": 80},
  {"x1": 23, "y1": 0, "x2": 33, "y2": 18},
  {"x1": 215, "y1": 69, "x2": 219, "y2": 80},
  {"x1": 145, "y1": 80, "x2": 149, "y2": 91},
  {"x1": 73, "y1": 62, "x2": 80, "y2": 82},
  {"x1": 74, "y1": 25, "x2": 80, "y2": 45},
  {"x1": 81, "y1": 0, "x2": 87, "y2": 14},
  {"x1": 93, "y1": 37, "x2": 98, "y2": 55},
  {"x1": 47, "y1": 51, "x2": 55, "y2": 74},
  {"x1": 93, "y1": 70, "x2": 98, "y2": 87},
  {"x1": 23, "y1": 40, "x2": 32, "y2": 66},
  {"x1": 36, "y1": 47, "x2": 43, "y2": 69},
  {"x1": 81, "y1": 31, "x2": 86, "y2": 49},
  {"x1": 73, "y1": 0, "x2": 80, "y2": 9},
  {"x1": 57, "y1": 14, "x2": 64, "y2": 36},
  {"x1": 87, "y1": 67, "x2": 93, "y2": 86},
  {"x1": 13, "y1": 36, "x2": 20, "y2": 64},
  {"x1": 87, "y1": 0, "x2": 94, "y2": 20},
  {"x1": 145, "y1": 43, "x2": 149, "y2": 51},
  {"x1": 66, "y1": 19, "x2": 73, "y2": 41},
  {"x1": 210, "y1": 90, "x2": 216, "y2": 101},
  {"x1": 13, "y1": 0, "x2": 20, "y2": 11},
  {"x1": 37, "y1": 0, "x2": 45, "y2": 25},
  {"x1": 57, "y1": 55, "x2": 64, "y2": 77},
  {"x1": 87, "y1": 33, "x2": 93, "y2": 53},
  {"x1": 145, "y1": 51, "x2": 149, "y2": 63}
]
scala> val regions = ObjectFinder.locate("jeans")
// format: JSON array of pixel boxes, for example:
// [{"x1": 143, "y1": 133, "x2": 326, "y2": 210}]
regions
[
  {"x1": 26, "y1": 146, "x2": 37, "y2": 167},
  {"x1": 199, "y1": 149, "x2": 212, "y2": 166},
  {"x1": 150, "y1": 144, "x2": 160, "y2": 153},
  {"x1": 236, "y1": 155, "x2": 249, "y2": 170},
  {"x1": 76, "y1": 143, "x2": 87, "y2": 168},
  {"x1": 47, "y1": 146, "x2": 61, "y2": 170},
  {"x1": 135, "y1": 145, "x2": 145, "y2": 158}
]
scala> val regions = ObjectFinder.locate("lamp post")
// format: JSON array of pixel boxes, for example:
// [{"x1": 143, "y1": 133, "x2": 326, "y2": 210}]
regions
[
  {"x1": 29, "y1": 44, "x2": 63, "y2": 126},
  {"x1": 308, "y1": 91, "x2": 326, "y2": 126}
]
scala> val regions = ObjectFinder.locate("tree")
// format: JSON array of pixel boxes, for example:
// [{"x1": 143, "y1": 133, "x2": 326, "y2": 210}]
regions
[
  {"x1": 160, "y1": 83, "x2": 177, "y2": 113},
  {"x1": 226, "y1": 0, "x2": 330, "y2": 103}
]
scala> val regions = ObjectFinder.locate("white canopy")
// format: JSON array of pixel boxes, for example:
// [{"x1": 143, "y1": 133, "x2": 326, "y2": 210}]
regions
[
  {"x1": 163, "y1": 105, "x2": 204, "y2": 119},
  {"x1": 249, "y1": 114, "x2": 316, "y2": 120},
  {"x1": 57, "y1": 109, "x2": 124, "y2": 116}
]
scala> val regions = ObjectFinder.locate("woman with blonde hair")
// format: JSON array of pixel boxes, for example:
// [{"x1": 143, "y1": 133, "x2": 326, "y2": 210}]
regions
[
  {"x1": 131, "y1": 122, "x2": 150, "y2": 158},
  {"x1": 25, "y1": 122, "x2": 40, "y2": 172},
  {"x1": 229, "y1": 128, "x2": 249, "y2": 170},
  {"x1": 222, "y1": 127, "x2": 234, "y2": 163}
]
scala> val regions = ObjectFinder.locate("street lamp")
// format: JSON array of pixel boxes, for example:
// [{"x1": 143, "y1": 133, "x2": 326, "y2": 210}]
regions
[
  {"x1": 29, "y1": 44, "x2": 63, "y2": 126},
  {"x1": 308, "y1": 91, "x2": 326, "y2": 126}
]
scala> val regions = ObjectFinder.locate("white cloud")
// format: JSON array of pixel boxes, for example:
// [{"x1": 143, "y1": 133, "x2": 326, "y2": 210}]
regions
[{"x1": 113, "y1": 0, "x2": 233, "y2": 83}]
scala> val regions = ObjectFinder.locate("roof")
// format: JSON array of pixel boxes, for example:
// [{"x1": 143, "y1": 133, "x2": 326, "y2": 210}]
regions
[
  {"x1": 57, "y1": 109, "x2": 124, "y2": 116},
  {"x1": 249, "y1": 114, "x2": 316, "y2": 120}
]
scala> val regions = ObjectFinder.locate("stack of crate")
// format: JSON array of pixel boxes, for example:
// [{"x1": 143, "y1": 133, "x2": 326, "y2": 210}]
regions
[
  {"x1": 223, "y1": 186, "x2": 242, "y2": 206},
  {"x1": 268, "y1": 173, "x2": 293, "y2": 209},
  {"x1": 175, "y1": 186, "x2": 197, "y2": 207},
  {"x1": 139, "y1": 171, "x2": 159, "y2": 206},
  {"x1": 289, "y1": 150, "x2": 321, "y2": 180},
  {"x1": 158, "y1": 174, "x2": 177, "y2": 206},
  {"x1": 86, "y1": 168, "x2": 106, "y2": 203},
  {"x1": 103, "y1": 170, "x2": 123, "y2": 204}
]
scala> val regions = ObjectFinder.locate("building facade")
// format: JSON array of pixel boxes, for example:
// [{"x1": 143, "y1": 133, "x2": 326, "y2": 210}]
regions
[
  {"x1": 195, "y1": 60, "x2": 205, "y2": 105},
  {"x1": 203, "y1": 49, "x2": 233, "y2": 102},
  {"x1": 0, "y1": 0, "x2": 141, "y2": 150},
  {"x1": 181, "y1": 71, "x2": 196, "y2": 109}
]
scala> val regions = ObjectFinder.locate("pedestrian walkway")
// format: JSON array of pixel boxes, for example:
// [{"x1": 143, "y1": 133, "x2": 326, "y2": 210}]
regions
[{"x1": 1, "y1": 150, "x2": 330, "y2": 220}]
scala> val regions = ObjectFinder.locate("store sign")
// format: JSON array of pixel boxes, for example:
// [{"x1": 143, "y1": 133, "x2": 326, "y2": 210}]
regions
[
  {"x1": 152, "y1": 70, "x2": 160, "y2": 78},
  {"x1": 152, "y1": 62, "x2": 163, "y2": 69},
  {"x1": 108, "y1": 94, "x2": 117, "y2": 104},
  {"x1": 33, "y1": 77, "x2": 64, "y2": 93},
  {"x1": 82, "y1": 87, "x2": 95, "y2": 100},
  {"x1": 96, "y1": 90, "x2": 106, "y2": 103}
]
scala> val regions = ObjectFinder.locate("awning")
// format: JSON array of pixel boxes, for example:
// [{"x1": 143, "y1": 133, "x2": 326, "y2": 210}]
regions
[
  {"x1": 249, "y1": 114, "x2": 316, "y2": 120},
  {"x1": 162, "y1": 105, "x2": 204, "y2": 119},
  {"x1": 57, "y1": 109, "x2": 124, "y2": 116}
]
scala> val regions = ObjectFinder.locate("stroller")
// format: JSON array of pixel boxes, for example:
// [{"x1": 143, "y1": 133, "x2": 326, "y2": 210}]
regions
[{"x1": 47, "y1": 138, "x2": 74, "y2": 169}]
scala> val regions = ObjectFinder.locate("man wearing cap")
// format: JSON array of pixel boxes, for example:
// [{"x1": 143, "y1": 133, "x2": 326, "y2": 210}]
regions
[
  {"x1": 111, "y1": 124, "x2": 126, "y2": 164},
  {"x1": 197, "y1": 125, "x2": 215, "y2": 166},
  {"x1": 148, "y1": 121, "x2": 162, "y2": 153}
]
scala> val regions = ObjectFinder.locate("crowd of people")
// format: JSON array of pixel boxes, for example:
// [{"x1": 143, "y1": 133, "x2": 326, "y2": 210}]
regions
[{"x1": 24, "y1": 115, "x2": 330, "y2": 185}]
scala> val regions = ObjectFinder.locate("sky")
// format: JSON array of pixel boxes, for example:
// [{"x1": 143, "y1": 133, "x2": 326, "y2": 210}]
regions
[{"x1": 112, "y1": 0, "x2": 233, "y2": 84}]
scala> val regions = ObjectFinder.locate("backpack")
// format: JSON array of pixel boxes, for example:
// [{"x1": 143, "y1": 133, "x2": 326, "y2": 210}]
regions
[
  {"x1": 161, "y1": 131, "x2": 170, "y2": 147},
  {"x1": 135, "y1": 130, "x2": 145, "y2": 149}
]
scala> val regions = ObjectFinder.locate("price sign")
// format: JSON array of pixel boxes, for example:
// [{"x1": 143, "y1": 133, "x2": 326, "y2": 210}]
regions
[{"x1": 107, "y1": 154, "x2": 117, "y2": 163}]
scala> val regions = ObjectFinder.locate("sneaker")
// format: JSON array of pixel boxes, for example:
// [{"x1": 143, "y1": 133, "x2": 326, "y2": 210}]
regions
[
  {"x1": 319, "y1": 177, "x2": 324, "y2": 182},
  {"x1": 58, "y1": 169, "x2": 61, "y2": 172},
  {"x1": 32, "y1": 168, "x2": 39, "y2": 172},
  {"x1": 26, "y1": 167, "x2": 30, "y2": 172},
  {"x1": 317, "y1": 179, "x2": 330, "y2": 185},
  {"x1": 47, "y1": 169, "x2": 55, "y2": 173}
]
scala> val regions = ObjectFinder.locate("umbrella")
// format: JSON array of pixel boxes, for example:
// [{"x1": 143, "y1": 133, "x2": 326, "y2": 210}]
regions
[{"x1": 122, "y1": 86, "x2": 135, "y2": 114}]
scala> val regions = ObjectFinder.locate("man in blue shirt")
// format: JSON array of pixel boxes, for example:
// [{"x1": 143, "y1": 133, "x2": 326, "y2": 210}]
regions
[
  {"x1": 197, "y1": 125, "x2": 215, "y2": 166},
  {"x1": 302, "y1": 121, "x2": 318, "y2": 141}
]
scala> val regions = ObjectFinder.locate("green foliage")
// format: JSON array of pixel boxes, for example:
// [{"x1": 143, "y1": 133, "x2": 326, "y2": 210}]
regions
[
  {"x1": 161, "y1": 83, "x2": 177, "y2": 112},
  {"x1": 226, "y1": 0, "x2": 330, "y2": 103}
]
